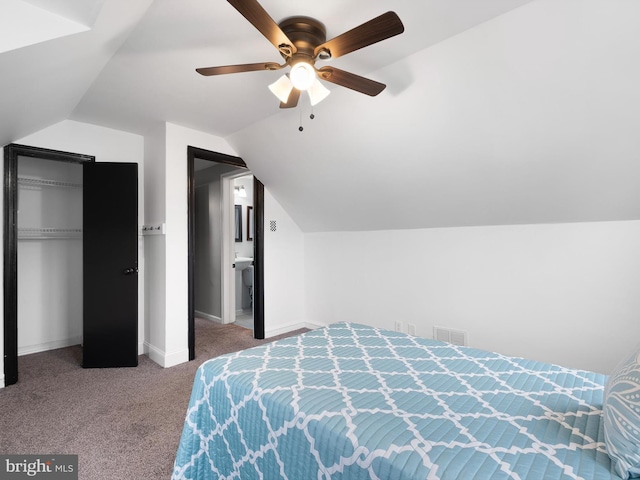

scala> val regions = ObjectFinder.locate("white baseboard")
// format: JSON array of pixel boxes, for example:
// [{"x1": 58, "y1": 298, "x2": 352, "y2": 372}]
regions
[
  {"x1": 265, "y1": 321, "x2": 323, "y2": 338},
  {"x1": 303, "y1": 321, "x2": 325, "y2": 330},
  {"x1": 145, "y1": 342, "x2": 164, "y2": 366},
  {"x1": 18, "y1": 336, "x2": 82, "y2": 356},
  {"x1": 195, "y1": 310, "x2": 223, "y2": 324},
  {"x1": 0, "y1": 374, "x2": 4, "y2": 389},
  {"x1": 163, "y1": 348, "x2": 189, "y2": 368},
  {"x1": 145, "y1": 342, "x2": 189, "y2": 368}
]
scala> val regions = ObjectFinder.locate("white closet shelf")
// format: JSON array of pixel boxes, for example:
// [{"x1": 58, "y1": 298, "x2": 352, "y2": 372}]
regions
[
  {"x1": 18, "y1": 176, "x2": 82, "y2": 188},
  {"x1": 18, "y1": 228, "x2": 82, "y2": 240}
]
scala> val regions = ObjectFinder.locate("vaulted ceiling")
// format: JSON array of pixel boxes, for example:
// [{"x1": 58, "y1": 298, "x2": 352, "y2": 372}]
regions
[{"x1": 2, "y1": 0, "x2": 640, "y2": 232}]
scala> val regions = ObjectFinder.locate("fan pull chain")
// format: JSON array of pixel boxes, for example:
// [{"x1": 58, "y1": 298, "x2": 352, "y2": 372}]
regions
[{"x1": 298, "y1": 103, "x2": 317, "y2": 132}]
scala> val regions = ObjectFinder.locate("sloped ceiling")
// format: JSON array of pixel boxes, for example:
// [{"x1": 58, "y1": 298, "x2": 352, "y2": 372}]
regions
[
  {"x1": 0, "y1": 0, "x2": 91, "y2": 54},
  {"x1": 0, "y1": 0, "x2": 154, "y2": 145},
  {"x1": 2, "y1": 0, "x2": 640, "y2": 233},
  {"x1": 23, "y1": 0, "x2": 104, "y2": 27},
  {"x1": 228, "y1": 0, "x2": 640, "y2": 231}
]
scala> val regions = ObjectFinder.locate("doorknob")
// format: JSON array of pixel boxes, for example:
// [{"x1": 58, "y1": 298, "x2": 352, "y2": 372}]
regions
[{"x1": 123, "y1": 267, "x2": 138, "y2": 275}]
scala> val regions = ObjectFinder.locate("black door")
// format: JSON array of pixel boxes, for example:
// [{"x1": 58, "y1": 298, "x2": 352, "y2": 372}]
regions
[{"x1": 83, "y1": 162, "x2": 138, "y2": 368}]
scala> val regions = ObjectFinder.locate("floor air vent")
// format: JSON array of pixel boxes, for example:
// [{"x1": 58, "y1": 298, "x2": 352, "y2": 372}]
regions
[{"x1": 433, "y1": 326, "x2": 468, "y2": 346}]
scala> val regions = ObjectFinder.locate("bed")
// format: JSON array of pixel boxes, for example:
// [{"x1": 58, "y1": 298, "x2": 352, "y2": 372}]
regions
[{"x1": 173, "y1": 322, "x2": 640, "y2": 480}]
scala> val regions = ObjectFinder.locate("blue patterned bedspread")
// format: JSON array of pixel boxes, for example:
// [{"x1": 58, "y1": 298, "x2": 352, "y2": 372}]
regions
[{"x1": 173, "y1": 322, "x2": 619, "y2": 479}]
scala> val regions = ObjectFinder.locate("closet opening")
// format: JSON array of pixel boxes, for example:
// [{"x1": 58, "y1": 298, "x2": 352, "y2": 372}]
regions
[{"x1": 3, "y1": 144, "x2": 94, "y2": 386}]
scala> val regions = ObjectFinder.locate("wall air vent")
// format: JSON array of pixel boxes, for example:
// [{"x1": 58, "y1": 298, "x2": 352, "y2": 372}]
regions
[{"x1": 433, "y1": 326, "x2": 468, "y2": 347}]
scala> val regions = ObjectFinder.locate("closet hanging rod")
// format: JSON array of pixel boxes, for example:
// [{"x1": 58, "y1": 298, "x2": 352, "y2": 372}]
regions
[{"x1": 18, "y1": 176, "x2": 82, "y2": 188}]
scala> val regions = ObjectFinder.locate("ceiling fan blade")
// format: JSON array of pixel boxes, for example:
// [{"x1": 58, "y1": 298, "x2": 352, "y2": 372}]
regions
[
  {"x1": 317, "y1": 67, "x2": 385, "y2": 96},
  {"x1": 227, "y1": 0, "x2": 297, "y2": 57},
  {"x1": 314, "y1": 11, "x2": 404, "y2": 60},
  {"x1": 196, "y1": 62, "x2": 283, "y2": 76},
  {"x1": 280, "y1": 88, "x2": 300, "y2": 108}
]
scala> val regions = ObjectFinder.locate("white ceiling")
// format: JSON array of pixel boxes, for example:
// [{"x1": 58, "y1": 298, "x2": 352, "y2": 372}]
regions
[
  {"x1": 3, "y1": 0, "x2": 640, "y2": 232},
  {"x1": 23, "y1": 0, "x2": 104, "y2": 26},
  {"x1": 69, "y1": 0, "x2": 533, "y2": 136}
]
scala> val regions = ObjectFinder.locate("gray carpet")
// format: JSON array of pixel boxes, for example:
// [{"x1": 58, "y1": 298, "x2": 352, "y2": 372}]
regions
[{"x1": 0, "y1": 319, "x2": 308, "y2": 479}]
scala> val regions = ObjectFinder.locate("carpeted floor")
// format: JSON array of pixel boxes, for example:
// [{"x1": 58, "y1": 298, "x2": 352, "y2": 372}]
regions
[{"x1": 0, "y1": 319, "x2": 308, "y2": 479}]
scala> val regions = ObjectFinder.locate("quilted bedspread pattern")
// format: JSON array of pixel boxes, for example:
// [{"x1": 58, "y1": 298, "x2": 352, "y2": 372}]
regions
[{"x1": 173, "y1": 322, "x2": 619, "y2": 480}]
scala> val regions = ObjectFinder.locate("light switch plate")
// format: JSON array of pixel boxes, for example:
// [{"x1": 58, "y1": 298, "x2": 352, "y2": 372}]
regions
[{"x1": 141, "y1": 223, "x2": 165, "y2": 235}]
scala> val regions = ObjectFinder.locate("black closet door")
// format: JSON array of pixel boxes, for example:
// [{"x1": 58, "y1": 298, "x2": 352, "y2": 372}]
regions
[{"x1": 83, "y1": 162, "x2": 138, "y2": 368}]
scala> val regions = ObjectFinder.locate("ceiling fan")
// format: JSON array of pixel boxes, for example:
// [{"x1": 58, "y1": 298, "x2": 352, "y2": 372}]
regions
[{"x1": 196, "y1": 0, "x2": 405, "y2": 108}]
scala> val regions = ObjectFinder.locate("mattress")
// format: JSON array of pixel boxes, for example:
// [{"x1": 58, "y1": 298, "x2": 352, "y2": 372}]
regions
[{"x1": 172, "y1": 322, "x2": 620, "y2": 479}]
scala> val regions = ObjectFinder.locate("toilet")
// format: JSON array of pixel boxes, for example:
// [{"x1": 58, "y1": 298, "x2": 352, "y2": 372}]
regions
[{"x1": 242, "y1": 266, "x2": 253, "y2": 307}]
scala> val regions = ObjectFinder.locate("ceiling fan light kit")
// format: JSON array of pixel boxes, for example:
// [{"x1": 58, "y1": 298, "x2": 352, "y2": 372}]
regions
[
  {"x1": 197, "y1": 0, "x2": 405, "y2": 111},
  {"x1": 268, "y1": 74, "x2": 330, "y2": 106},
  {"x1": 289, "y1": 61, "x2": 315, "y2": 90},
  {"x1": 306, "y1": 78, "x2": 331, "y2": 106},
  {"x1": 268, "y1": 75, "x2": 294, "y2": 103}
]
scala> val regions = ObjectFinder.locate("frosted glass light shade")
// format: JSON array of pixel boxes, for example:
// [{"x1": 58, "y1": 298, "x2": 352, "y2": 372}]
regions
[
  {"x1": 268, "y1": 75, "x2": 294, "y2": 103},
  {"x1": 289, "y1": 62, "x2": 315, "y2": 90},
  {"x1": 307, "y1": 78, "x2": 330, "y2": 106}
]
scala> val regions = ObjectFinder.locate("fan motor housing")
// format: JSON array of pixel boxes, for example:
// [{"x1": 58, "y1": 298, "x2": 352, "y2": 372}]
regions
[{"x1": 278, "y1": 16, "x2": 327, "y2": 60}]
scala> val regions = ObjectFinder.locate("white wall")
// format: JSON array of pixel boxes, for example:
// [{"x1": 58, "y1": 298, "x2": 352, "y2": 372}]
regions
[
  {"x1": 305, "y1": 220, "x2": 640, "y2": 374},
  {"x1": 263, "y1": 189, "x2": 307, "y2": 337},
  {"x1": 143, "y1": 123, "x2": 166, "y2": 362},
  {"x1": 157, "y1": 123, "x2": 238, "y2": 366}
]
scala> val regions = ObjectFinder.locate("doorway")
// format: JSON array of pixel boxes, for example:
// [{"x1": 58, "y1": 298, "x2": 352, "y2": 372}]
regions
[
  {"x1": 3, "y1": 143, "x2": 95, "y2": 386},
  {"x1": 230, "y1": 173, "x2": 255, "y2": 331},
  {"x1": 187, "y1": 146, "x2": 265, "y2": 361}
]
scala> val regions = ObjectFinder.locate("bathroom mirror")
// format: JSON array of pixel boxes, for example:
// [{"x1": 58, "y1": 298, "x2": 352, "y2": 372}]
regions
[
  {"x1": 247, "y1": 206, "x2": 253, "y2": 241},
  {"x1": 235, "y1": 205, "x2": 242, "y2": 242}
]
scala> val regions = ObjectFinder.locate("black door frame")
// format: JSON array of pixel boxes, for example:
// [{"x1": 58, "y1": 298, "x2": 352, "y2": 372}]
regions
[
  {"x1": 187, "y1": 146, "x2": 265, "y2": 361},
  {"x1": 3, "y1": 143, "x2": 94, "y2": 386}
]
